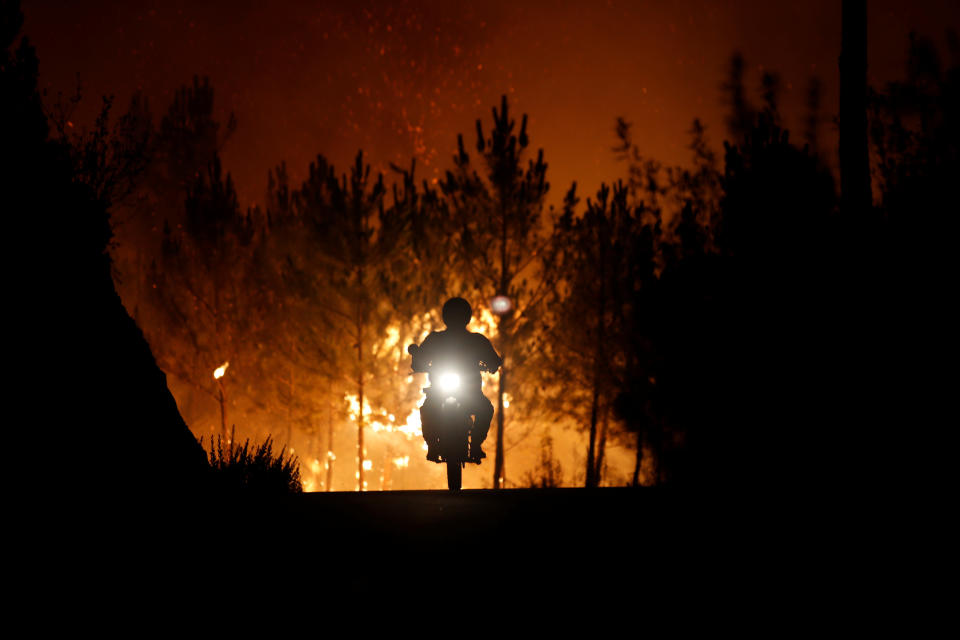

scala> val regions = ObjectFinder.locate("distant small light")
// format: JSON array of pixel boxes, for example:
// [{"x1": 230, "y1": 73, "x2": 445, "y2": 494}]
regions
[{"x1": 491, "y1": 295, "x2": 512, "y2": 316}]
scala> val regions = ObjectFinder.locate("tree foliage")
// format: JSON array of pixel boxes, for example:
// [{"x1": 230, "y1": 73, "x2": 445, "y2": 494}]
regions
[{"x1": 440, "y1": 95, "x2": 553, "y2": 487}]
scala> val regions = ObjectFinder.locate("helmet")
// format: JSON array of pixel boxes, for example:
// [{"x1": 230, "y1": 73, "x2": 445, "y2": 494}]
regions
[{"x1": 442, "y1": 297, "x2": 472, "y2": 328}]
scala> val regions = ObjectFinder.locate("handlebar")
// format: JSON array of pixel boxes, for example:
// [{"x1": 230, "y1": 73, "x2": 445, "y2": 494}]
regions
[
  {"x1": 479, "y1": 361, "x2": 501, "y2": 374},
  {"x1": 408, "y1": 343, "x2": 500, "y2": 374}
]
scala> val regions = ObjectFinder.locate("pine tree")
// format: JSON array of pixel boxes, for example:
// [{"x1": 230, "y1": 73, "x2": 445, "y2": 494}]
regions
[
  {"x1": 274, "y1": 151, "x2": 408, "y2": 490},
  {"x1": 149, "y1": 154, "x2": 269, "y2": 445},
  {"x1": 544, "y1": 181, "x2": 661, "y2": 487},
  {"x1": 111, "y1": 76, "x2": 236, "y2": 326},
  {"x1": 440, "y1": 95, "x2": 551, "y2": 488}
]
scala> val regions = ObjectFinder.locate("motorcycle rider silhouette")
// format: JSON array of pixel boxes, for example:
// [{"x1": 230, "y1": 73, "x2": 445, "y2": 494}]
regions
[{"x1": 408, "y1": 297, "x2": 501, "y2": 463}]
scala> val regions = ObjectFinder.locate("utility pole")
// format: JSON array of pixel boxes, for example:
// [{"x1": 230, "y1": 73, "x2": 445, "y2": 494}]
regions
[
  {"x1": 840, "y1": 0, "x2": 871, "y2": 221},
  {"x1": 491, "y1": 300, "x2": 512, "y2": 490},
  {"x1": 492, "y1": 194, "x2": 509, "y2": 490},
  {"x1": 493, "y1": 362, "x2": 506, "y2": 489},
  {"x1": 357, "y1": 264, "x2": 366, "y2": 492}
]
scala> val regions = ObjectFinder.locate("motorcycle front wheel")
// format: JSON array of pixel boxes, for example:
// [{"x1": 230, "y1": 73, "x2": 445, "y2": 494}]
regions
[{"x1": 446, "y1": 460, "x2": 462, "y2": 491}]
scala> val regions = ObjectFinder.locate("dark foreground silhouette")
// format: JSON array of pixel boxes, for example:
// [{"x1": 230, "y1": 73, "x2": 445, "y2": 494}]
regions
[
  {"x1": 5, "y1": 2, "x2": 207, "y2": 506},
  {"x1": 53, "y1": 485, "x2": 865, "y2": 608}
]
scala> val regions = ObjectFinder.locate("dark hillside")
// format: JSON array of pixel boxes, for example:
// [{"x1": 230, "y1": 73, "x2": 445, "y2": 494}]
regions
[{"x1": 3, "y1": 1, "x2": 207, "y2": 502}]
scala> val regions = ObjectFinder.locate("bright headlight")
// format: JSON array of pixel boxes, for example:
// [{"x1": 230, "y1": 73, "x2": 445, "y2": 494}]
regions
[{"x1": 438, "y1": 372, "x2": 460, "y2": 393}]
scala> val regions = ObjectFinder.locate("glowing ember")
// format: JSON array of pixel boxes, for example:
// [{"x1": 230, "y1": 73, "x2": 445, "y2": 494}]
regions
[
  {"x1": 362, "y1": 459, "x2": 373, "y2": 471},
  {"x1": 393, "y1": 456, "x2": 410, "y2": 468},
  {"x1": 213, "y1": 361, "x2": 229, "y2": 379}
]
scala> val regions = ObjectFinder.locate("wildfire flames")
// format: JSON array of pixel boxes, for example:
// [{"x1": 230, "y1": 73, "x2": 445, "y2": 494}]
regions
[
  {"x1": 188, "y1": 311, "x2": 518, "y2": 491},
  {"x1": 345, "y1": 393, "x2": 423, "y2": 439},
  {"x1": 295, "y1": 315, "x2": 503, "y2": 491}
]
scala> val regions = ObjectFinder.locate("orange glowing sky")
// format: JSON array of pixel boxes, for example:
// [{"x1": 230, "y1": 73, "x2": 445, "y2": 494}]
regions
[{"x1": 23, "y1": 0, "x2": 959, "y2": 207}]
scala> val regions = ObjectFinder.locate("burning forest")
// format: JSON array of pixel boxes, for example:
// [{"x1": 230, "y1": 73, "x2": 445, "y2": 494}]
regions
[{"x1": 9, "y1": 0, "x2": 957, "y2": 498}]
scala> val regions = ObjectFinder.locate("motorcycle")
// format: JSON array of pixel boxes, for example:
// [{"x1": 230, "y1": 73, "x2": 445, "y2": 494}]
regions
[{"x1": 408, "y1": 344, "x2": 484, "y2": 491}]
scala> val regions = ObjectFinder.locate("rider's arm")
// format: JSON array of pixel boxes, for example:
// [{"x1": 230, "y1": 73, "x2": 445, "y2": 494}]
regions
[
  {"x1": 410, "y1": 332, "x2": 439, "y2": 372},
  {"x1": 476, "y1": 335, "x2": 502, "y2": 373}
]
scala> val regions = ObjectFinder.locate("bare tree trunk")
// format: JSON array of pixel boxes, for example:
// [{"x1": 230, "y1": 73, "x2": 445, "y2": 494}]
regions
[
  {"x1": 632, "y1": 430, "x2": 643, "y2": 486},
  {"x1": 840, "y1": 0, "x2": 870, "y2": 220},
  {"x1": 218, "y1": 381, "x2": 227, "y2": 446},
  {"x1": 586, "y1": 222, "x2": 608, "y2": 489},
  {"x1": 357, "y1": 261, "x2": 368, "y2": 491},
  {"x1": 493, "y1": 364, "x2": 506, "y2": 489},
  {"x1": 586, "y1": 382, "x2": 599, "y2": 488},
  {"x1": 357, "y1": 315, "x2": 365, "y2": 492},
  {"x1": 326, "y1": 403, "x2": 334, "y2": 491},
  {"x1": 594, "y1": 402, "x2": 609, "y2": 486}
]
